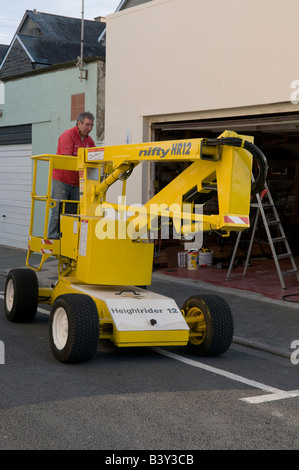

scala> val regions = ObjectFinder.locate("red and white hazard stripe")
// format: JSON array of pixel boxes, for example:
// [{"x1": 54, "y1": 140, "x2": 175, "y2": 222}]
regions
[
  {"x1": 224, "y1": 216, "x2": 249, "y2": 225},
  {"x1": 41, "y1": 239, "x2": 53, "y2": 254},
  {"x1": 27, "y1": 237, "x2": 55, "y2": 253}
]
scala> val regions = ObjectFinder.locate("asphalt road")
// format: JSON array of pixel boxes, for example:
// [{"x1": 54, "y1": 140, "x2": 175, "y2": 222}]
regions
[{"x1": 0, "y1": 276, "x2": 298, "y2": 451}]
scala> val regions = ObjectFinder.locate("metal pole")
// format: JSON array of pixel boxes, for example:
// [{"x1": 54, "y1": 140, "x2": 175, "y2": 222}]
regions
[{"x1": 80, "y1": 0, "x2": 84, "y2": 81}]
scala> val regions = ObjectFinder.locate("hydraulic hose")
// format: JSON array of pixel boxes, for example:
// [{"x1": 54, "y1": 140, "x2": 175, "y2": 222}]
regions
[{"x1": 202, "y1": 137, "x2": 268, "y2": 195}]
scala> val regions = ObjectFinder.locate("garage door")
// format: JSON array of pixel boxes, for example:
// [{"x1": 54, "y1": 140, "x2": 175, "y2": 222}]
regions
[
  {"x1": 0, "y1": 144, "x2": 32, "y2": 249},
  {"x1": 151, "y1": 111, "x2": 299, "y2": 256}
]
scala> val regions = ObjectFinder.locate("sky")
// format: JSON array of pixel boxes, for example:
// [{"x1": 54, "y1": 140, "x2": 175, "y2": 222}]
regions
[{"x1": 0, "y1": 0, "x2": 121, "y2": 45}]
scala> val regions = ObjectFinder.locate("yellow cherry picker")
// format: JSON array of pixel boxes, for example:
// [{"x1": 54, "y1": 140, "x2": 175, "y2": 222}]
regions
[{"x1": 4, "y1": 130, "x2": 267, "y2": 363}]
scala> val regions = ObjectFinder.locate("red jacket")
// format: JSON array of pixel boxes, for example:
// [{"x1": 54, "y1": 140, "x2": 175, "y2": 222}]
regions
[{"x1": 52, "y1": 126, "x2": 95, "y2": 186}]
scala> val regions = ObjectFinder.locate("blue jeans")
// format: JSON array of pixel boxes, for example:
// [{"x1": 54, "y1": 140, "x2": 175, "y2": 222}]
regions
[{"x1": 48, "y1": 180, "x2": 79, "y2": 239}]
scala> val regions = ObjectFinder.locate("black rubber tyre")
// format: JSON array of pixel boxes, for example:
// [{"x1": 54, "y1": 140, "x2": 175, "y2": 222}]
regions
[
  {"x1": 182, "y1": 294, "x2": 234, "y2": 356},
  {"x1": 49, "y1": 294, "x2": 100, "y2": 364},
  {"x1": 4, "y1": 268, "x2": 38, "y2": 323}
]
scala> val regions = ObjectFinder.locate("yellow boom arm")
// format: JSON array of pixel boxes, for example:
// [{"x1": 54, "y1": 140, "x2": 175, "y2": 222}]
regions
[
  {"x1": 78, "y1": 130, "x2": 267, "y2": 234},
  {"x1": 26, "y1": 130, "x2": 267, "y2": 284}
]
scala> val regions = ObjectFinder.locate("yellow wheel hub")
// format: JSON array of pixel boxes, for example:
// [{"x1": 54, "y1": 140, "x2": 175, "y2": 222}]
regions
[{"x1": 185, "y1": 306, "x2": 207, "y2": 346}]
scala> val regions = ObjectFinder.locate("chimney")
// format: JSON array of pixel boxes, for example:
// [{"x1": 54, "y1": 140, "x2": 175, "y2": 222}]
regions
[{"x1": 94, "y1": 16, "x2": 106, "y2": 23}]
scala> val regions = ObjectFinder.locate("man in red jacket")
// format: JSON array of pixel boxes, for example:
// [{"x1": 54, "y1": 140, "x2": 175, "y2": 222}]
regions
[{"x1": 48, "y1": 112, "x2": 96, "y2": 238}]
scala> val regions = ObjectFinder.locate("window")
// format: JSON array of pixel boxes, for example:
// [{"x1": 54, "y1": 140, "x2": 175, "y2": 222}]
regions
[{"x1": 71, "y1": 93, "x2": 85, "y2": 121}]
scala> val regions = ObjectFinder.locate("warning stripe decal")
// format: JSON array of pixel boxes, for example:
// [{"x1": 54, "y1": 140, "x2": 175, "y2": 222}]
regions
[{"x1": 224, "y1": 216, "x2": 249, "y2": 225}]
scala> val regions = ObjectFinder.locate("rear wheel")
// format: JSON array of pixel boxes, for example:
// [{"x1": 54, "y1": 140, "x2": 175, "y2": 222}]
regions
[
  {"x1": 49, "y1": 294, "x2": 99, "y2": 363},
  {"x1": 182, "y1": 294, "x2": 234, "y2": 356},
  {"x1": 4, "y1": 268, "x2": 38, "y2": 322}
]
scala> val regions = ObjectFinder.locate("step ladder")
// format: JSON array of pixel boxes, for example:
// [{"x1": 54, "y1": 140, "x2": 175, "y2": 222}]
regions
[{"x1": 226, "y1": 182, "x2": 299, "y2": 289}]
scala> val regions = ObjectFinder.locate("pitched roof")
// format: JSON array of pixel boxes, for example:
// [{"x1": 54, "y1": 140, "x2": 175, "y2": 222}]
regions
[
  {"x1": 0, "y1": 45, "x2": 9, "y2": 62},
  {"x1": 19, "y1": 10, "x2": 106, "y2": 45},
  {"x1": 0, "y1": 10, "x2": 106, "y2": 78},
  {"x1": 113, "y1": 0, "x2": 154, "y2": 13},
  {"x1": 18, "y1": 34, "x2": 105, "y2": 67}
]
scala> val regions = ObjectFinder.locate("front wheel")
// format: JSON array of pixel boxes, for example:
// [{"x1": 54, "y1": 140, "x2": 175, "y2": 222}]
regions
[
  {"x1": 182, "y1": 294, "x2": 234, "y2": 356},
  {"x1": 4, "y1": 268, "x2": 38, "y2": 322},
  {"x1": 49, "y1": 294, "x2": 100, "y2": 363}
]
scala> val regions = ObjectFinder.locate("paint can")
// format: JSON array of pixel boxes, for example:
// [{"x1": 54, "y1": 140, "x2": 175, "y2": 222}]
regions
[
  {"x1": 198, "y1": 250, "x2": 213, "y2": 267},
  {"x1": 187, "y1": 249, "x2": 199, "y2": 270}
]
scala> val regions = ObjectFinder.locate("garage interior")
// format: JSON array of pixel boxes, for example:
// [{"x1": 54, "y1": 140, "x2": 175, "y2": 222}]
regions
[{"x1": 151, "y1": 111, "x2": 299, "y2": 300}]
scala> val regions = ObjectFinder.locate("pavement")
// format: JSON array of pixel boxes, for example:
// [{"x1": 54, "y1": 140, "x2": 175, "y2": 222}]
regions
[{"x1": 0, "y1": 244, "x2": 299, "y2": 360}]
